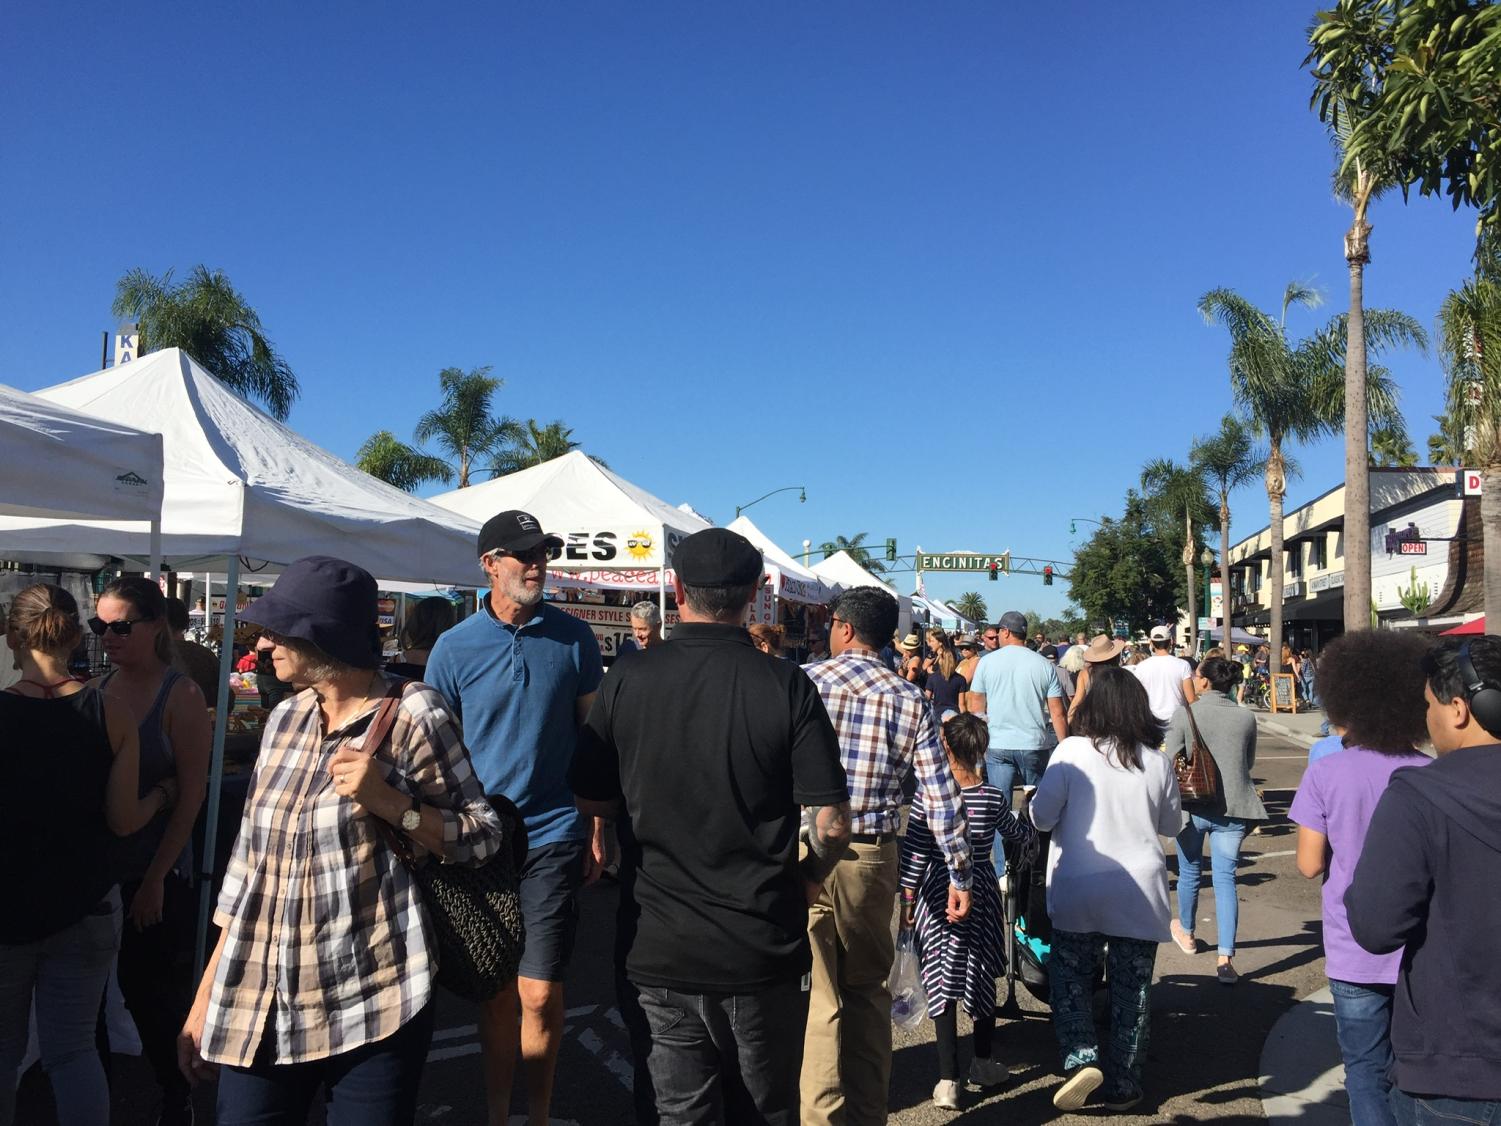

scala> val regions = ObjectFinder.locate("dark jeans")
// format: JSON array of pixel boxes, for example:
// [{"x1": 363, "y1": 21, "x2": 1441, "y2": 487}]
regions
[
  {"x1": 984, "y1": 746, "x2": 1050, "y2": 805},
  {"x1": 632, "y1": 978, "x2": 809, "y2": 1126},
  {"x1": 216, "y1": 1004, "x2": 435, "y2": 1126},
  {"x1": 1330, "y1": 979, "x2": 1397, "y2": 1126},
  {"x1": 117, "y1": 874, "x2": 195, "y2": 1107},
  {"x1": 1390, "y1": 1089, "x2": 1500, "y2": 1124},
  {"x1": 1049, "y1": 930, "x2": 1157, "y2": 1101}
]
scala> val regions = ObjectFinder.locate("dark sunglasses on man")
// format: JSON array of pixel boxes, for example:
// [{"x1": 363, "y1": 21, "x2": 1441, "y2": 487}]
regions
[
  {"x1": 492, "y1": 545, "x2": 555, "y2": 565},
  {"x1": 88, "y1": 615, "x2": 146, "y2": 637}
]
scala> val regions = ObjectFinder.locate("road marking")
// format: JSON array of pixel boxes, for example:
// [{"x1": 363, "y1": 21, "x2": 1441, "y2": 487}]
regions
[
  {"x1": 1250, "y1": 849, "x2": 1298, "y2": 860},
  {"x1": 427, "y1": 1042, "x2": 483, "y2": 1062},
  {"x1": 432, "y1": 1024, "x2": 477, "y2": 1043},
  {"x1": 604, "y1": 1006, "x2": 626, "y2": 1031},
  {"x1": 1259, "y1": 755, "x2": 1313, "y2": 760},
  {"x1": 566, "y1": 1004, "x2": 598, "y2": 1018},
  {"x1": 577, "y1": 1027, "x2": 635, "y2": 1091}
]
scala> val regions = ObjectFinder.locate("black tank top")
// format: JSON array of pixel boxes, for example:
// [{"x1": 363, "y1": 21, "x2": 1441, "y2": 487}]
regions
[{"x1": 0, "y1": 686, "x2": 117, "y2": 943}]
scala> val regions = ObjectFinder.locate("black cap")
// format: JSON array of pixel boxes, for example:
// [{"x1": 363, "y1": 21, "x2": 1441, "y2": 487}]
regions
[
  {"x1": 239, "y1": 555, "x2": 382, "y2": 670},
  {"x1": 479, "y1": 510, "x2": 564, "y2": 558},
  {"x1": 673, "y1": 528, "x2": 764, "y2": 587}
]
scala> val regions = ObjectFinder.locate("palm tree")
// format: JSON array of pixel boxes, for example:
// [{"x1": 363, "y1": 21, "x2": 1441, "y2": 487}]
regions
[
  {"x1": 820, "y1": 533, "x2": 886, "y2": 574},
  {"x1": 489, "y1": 419, "x2": 607, "y2": 477},
  {"x1": 1369, "y1": 425, "x2": 1418, "y2": 467},
  {"x1": 413, "y1": 366, "x2": 519, "y2": 488},
  {"x1": 355, "y1": 430, "x2": 454, "y2": 492},
  {"x1": 1198, "y1": 283, "x2": 1415, "y2": 658},
  {"x1": 1190, "y1": 414, "x2": 1262, "y2": 647},
  {"x1": 112, "y1": 266, "x2": 300, "y2": 419},
  {"x1": 954, "y1": 592, "x2": 988, "y2": 624},
  {"x1": 1428, "y1": 413, "x2": 1468, "y2": 466},
  {"x1": 1140, "y1": 458, "x2": 1215, "y2": 652}
]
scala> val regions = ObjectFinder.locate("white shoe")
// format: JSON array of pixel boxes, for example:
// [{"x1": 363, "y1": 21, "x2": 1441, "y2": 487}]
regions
[
  {"x1": 932, "y1": 1079, "x2": 961, "y2": 1109},
  {"x1": 1053, "y1": 1065, "x2": 1104, "y2": 1110},
  {"x1": 968, "y1": 1056, "x2": 1011, "y2": 1087}
]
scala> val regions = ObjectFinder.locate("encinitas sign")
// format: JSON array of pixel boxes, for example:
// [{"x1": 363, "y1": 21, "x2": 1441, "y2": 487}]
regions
[{"x1": 916, "y1": 552, "x2": 1010, "y2": 573}]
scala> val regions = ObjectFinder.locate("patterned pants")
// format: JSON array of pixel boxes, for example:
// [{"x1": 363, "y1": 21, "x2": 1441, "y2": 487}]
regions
[{"x1": 1048, "y1": 929, "x2": 1157, "y2": 1100}]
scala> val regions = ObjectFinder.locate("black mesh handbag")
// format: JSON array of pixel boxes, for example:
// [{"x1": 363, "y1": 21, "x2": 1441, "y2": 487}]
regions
[{"x1": 365, "y1": 687, "x2": 527, "y2": 1002}]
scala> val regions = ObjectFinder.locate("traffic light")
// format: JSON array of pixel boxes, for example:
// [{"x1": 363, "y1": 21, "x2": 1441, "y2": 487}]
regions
[
  {"x1": 1043, "y1": 565, "x2": 1053, "y2": 586},
  {"x1": 988, "y1": 563, "x2": 998, "y2": 582},
  {"x1": 884, "y1": 537, "x2": 897, "y2": 562}
]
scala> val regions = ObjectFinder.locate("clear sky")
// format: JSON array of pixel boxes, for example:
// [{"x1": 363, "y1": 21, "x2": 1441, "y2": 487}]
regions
[{"x1": 0, "y1": 2, "x2": 1481, "y2": 621}]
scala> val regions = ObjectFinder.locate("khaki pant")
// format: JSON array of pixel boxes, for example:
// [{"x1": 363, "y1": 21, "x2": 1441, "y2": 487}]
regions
[{"x1": 800, "y1": 839, "x2": 899, "y2": 1126}]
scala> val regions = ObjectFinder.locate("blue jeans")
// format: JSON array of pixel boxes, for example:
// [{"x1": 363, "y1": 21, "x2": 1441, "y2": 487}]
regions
[
  {"x1": 216, "y1": 1004, "x2": 435, "y2": 1126},
  {"x1": 1175, "y1": 812, "x2": 1249, "y2": 956},
  {"x1": 1330, "y1": 980, "x2": 1397, "y2": 1126},
  {"x1": 1049, "y1": 930, "x2": 1157, "y2": 1100},
  {"x1": 1390, "y1": 1089, "x2": 1500, "y2": 1124},
  {"x1": 985, "y1": 746, "x2": 1050, "y2": 804},
  {"x1": 0, "y1": 890, "x2": 121, "y2": 1126},
  {"x1": 632, "y1": 978, "x2": 808, "y2": 1126}
]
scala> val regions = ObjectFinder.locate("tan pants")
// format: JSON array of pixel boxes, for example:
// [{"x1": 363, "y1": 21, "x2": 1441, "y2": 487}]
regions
[{"x1": 800, "y1": 838, "x2": 899, "y2": 1126}]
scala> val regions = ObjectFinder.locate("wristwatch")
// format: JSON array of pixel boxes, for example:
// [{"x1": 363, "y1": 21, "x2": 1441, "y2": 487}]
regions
[{"x1": 400, "y1": 794, "x2": 421, "y2": 832}]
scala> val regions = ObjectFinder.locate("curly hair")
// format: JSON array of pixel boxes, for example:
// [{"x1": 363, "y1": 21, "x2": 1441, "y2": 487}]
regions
[{"x1": 1315, "y1": 630, "x2": 1431, "y2": 754}]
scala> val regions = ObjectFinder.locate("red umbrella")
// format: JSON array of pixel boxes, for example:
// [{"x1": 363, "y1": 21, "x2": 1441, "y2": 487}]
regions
[{"x1": 1440, "y1": 615, "x2": 1486, "y2": 636}]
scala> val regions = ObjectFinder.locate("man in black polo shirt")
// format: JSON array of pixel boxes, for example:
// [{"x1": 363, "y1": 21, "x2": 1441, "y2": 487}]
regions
[{"x1": 571, "y1": 528, "x2": 851, "y2": 1125}]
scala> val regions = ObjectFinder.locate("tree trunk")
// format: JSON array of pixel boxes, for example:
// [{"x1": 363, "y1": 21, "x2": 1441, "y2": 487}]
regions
[
  {"x1": 1219, "y1": 497, "x2": 1232, "y2": 649},
  {"x1": 1485, "y1": 465, "x2": 1501, "y2": 633},
  {"x1": 1267, "y1": 444, "x2": 1287, "y2": 666},
  {"x1": 1343, "y1": 214, "x2": 1373, "y2": 634},
  {"x1": 1183, "y1": 509, "x2": 1197, "y2": 652}
]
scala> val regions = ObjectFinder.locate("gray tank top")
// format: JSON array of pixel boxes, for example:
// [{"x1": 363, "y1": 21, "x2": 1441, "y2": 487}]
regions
[{"x1": 106, "y1": 668, "x2": 193, "y2": 881}]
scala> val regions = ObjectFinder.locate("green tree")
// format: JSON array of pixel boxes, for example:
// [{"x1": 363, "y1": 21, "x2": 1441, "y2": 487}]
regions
[
  {"x1": 1427, "y1": 412, "x2": 1468, "y2": 464},
  {"x1": 1140, "y1": 457, "x2": 1215, "y2": 651},
  {"x1": 1191, "y1": 414, "x2": 1263, "y2": 647},
  {"x1": 413, "y1": 366, "x2": 519, "y2": 488},
  {"x1": 1369, "y1": 424, "x2": 1419, "y2": 465},
  {"x1": 1198, "y1": 283, "x2": 1419, "y2": 657},
  {"x1": 820, "y1": 533, "x2": 886, "y2": 574},
  {"x1": 1068, "y1": 493, "x2": 1181, "y2": 635},
  {"x1": 489, "y1": 419, "x2": 607, "y2": 477},
  {"x1": 953, "y1": 592, "x2": 988, "y2": 623},
  {"x1": 355, "y1": 430, "x2": 454, "y2": 492},
  {"x1": 112, "y1": 265, "x2": 300, "y2": 419}
]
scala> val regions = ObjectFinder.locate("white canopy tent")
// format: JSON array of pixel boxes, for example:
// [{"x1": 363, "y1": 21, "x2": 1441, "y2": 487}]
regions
[
  {"x1": 911, "y1": 592, "x2": 976, "y2": 633},
  {"x1": 0, "y1": 349, "x2": 484, "y2": 966},
  {"x1": 726, "y1": 515, "x2": 836, "y2": 605},
  {"x1": 812, "y1": 550, "x2": 912, "y2": 634}
]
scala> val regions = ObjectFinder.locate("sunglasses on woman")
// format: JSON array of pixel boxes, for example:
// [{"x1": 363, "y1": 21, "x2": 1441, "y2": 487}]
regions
[{"x1": 88, "y1": 616, "x2": 145, "y2": 637}]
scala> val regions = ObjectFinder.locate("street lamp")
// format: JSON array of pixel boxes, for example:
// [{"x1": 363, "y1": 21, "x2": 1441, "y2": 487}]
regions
[
  {"x1": 1201, "y1": 547, "x2": 1217, "y2": 649},
  {"x1": 802, "y1": 538, "x2": 812, "y2": 567},
  {"x1": 1069, "y1": 516, "x2": 1103, "y2": 536},
  {"x1": 735, "y1": 485, "x2": 806, "y2": 519}
]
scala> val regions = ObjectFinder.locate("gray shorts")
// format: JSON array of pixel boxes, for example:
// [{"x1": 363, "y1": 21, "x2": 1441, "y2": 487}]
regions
[{"x1": 517, "y1": 840, "x2": 585, "y2": 982}]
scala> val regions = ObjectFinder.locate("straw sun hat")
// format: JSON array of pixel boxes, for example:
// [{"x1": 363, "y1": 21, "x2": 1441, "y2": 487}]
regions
[{"x1": 1082, "y1": 633, "x2": 1126, "y2": 664}]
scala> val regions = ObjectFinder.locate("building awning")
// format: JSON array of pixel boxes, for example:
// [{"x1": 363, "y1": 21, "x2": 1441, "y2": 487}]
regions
[{"x1": 1284, "y1": 588, "x2": 1346, "y2": 622}]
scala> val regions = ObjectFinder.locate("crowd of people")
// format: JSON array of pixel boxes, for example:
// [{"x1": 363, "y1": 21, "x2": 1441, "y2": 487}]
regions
[{"x1": 2, "y1": 507, "x2": 1498, "y2": 1126}]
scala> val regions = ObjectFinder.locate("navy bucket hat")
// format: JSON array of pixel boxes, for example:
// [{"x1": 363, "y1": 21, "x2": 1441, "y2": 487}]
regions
[{"x1": 239, "y1": 555, "x2": 382, "y2": 670}]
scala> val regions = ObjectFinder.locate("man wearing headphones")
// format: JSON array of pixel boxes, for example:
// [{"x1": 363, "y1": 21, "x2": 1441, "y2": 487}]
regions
[{"x1": 1346, "y1": 636, "x2": 1501, "y2": 1125}]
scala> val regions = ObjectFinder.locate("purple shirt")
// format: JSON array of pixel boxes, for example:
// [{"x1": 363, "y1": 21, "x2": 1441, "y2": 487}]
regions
[{"x1": 1289, "y1": 746, "x2": 1432, "y2": 984}]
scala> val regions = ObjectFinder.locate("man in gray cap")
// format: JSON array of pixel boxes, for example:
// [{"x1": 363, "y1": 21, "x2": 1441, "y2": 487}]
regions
[
  {"x1": 572, "y1": 528, "x2": 851, "y2": 1124},
  {"x1": 967, "y1": 609, "x2": 1067, "y2": 804}
]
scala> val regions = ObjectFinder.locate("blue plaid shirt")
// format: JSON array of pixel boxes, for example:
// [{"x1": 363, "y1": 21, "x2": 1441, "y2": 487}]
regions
[{"x1": 804, "y1": 650, "x2": 971, "y2": 889}]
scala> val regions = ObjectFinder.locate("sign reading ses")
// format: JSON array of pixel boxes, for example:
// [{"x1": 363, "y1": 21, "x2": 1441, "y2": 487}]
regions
[{"x1": 917, "y1": 552, "x2": 1010, "y2": 573}]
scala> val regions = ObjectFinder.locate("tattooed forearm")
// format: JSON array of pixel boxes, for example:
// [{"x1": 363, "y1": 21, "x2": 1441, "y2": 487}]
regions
[{"x1": 800, "y1": 801, "x2": 852, "y2": 886}]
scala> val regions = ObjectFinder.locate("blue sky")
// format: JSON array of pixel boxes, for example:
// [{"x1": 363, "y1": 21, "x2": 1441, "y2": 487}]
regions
[{"x1": 0, "y1": 2, "x2": 1481, "y2": 620}]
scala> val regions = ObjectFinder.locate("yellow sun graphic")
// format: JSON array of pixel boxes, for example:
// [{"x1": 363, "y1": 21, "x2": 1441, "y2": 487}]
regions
[{"x1": 626, "y1": 530, "x2": 655, "y2": 561}]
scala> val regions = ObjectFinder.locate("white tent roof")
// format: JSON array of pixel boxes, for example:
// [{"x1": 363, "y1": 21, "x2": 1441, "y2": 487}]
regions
[
  {"x1": 911, "y1": 592, "x2": 976, "y2": 631},
  {"x1": 811, "y1": 550, "x2": 912, "y2": 633},
  {"x1": 430, "y1": 450, "x2": 709, "y2": 571},
  {"x1": 726, "y1": 515, "x2": 836, "y2": 604},
  {"x1": 0, "y1": 349, "x2": 482, "y2": 586},
  {"x1": 0, "y1": 382, "x2": 163, "y2": 522}
]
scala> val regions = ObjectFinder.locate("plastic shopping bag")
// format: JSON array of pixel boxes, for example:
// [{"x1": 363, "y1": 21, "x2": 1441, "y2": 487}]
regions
[{"x1": 890, "y1": 929, "x2": 927, "y2": 1031}]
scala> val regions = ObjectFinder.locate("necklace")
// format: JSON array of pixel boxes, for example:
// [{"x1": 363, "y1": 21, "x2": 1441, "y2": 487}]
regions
[{"x1": 319, "y1": 671, "x2": 384, "y2": 732}]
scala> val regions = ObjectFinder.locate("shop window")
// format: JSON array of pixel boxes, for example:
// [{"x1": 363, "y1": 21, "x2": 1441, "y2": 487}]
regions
[{"x1": 1310, "y1": 536, "x2": 1327, "y2": 570}]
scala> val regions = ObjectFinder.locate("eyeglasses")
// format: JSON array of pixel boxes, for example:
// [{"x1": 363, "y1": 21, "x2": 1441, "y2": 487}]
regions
[
  {"x1": 89, "y1": 616, "x2": 145, "y2": 637},
  {"x1": 983, "y1": 633, "x2": 999, "y2": 642}
]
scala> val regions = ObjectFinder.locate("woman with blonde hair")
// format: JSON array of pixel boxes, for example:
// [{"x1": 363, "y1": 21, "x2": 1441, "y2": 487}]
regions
[
  {"x1": 0, "y1": 584, "x2": 174, "y2": 1126},
  {"x1": 924, "y1": 628, "x2": 967, "y2": 719},
  {"x1": 748, "y1": 622, "x2": 786, "y2": 658}
]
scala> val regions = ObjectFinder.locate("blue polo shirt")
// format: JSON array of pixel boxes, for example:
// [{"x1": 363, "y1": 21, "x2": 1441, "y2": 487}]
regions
[{"x1": 426, "y1": 598, "x2": 604, "y2": 849}]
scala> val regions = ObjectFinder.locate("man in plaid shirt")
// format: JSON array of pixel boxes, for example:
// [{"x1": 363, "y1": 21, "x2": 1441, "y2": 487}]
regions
[{"x1": 801, "y1": 587, "x2": 972, "y2": 1126}]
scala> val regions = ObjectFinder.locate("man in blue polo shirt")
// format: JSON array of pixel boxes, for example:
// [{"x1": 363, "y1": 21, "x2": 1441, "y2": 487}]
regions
[{"x1": 426, "y1": 508, "x2": 605, "y2": 1126}]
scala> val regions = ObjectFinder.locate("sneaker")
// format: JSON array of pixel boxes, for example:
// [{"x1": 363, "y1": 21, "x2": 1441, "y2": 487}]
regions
[
  {"x1": 968, "y1": 1056, "x2": 1010, "y2": 1088},
  {"x1": 1217, "y1": 961, "x2": 1239, "y2": 986},
  {"x1": 932, "y1": 1079, "x2": 961, "y2": 1109},
  {"x1": 157, "y1": 1100, "x2": 194, "y2": 1126},
  {"x1": 1098, "y1": 1088, "x2": 1143, "y2": 1111},
  {"x1": 1170, "y1": 919, "x2": 1197, "y2": 955},
  {"x1": 1053, "y1": 1065, "x2": 1104, "y2": 1110}
]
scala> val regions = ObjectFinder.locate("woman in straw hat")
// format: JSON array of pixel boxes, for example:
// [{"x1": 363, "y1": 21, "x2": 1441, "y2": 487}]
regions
[{"x1": 1067, "y1": 634, "x2": 1126, "y2": 723}]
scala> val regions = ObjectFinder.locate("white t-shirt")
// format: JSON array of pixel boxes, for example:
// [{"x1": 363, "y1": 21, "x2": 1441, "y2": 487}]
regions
[
  {"x1": 1131, "y1": 653, "x2": 1194, "y2": 724},
  {"x1": 1028, "y1": 736, "x2": 1182, "y2": 943}
]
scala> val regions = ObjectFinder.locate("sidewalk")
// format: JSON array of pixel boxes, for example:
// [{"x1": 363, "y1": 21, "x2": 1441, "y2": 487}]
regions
[
  {"x1": 1250, "y1": 705, "x2": 1325, "y2": 749},
  {"x1": 1260, "y1": 986, "x2": 1348, "y2": 1124}
]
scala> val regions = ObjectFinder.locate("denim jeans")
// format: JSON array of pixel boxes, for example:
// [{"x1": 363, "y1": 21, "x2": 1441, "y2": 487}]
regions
[
  {"x1": 1175, "y1": 812, "x2": 1249, "y2": 956},
  {"x1": 1049, "y1": 929, "x2": 1157, "y2": 1100},
  {"x1": 216, "y1": 1004, "x2": 435, "y2": 1126},
  {"x1": 1330, "y1": 980, "x2": 1397, "y2": 1126},
  {"x1": 0, "y1": 889, "x2": 121, "y2": 1126},
  {"x1": 984, "y1": 746, "x2": 1050, "y2": 804},
  {"x1": 1390, "y1": 1089, "x2": 1500, "y2": 1124},
  {"x1": 632, "y1": 978, "x2": 809, "y2": 1126}
]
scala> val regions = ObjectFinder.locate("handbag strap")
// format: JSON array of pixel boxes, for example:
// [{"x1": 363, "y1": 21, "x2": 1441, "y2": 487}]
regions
[
  {"x1": 360, "y1": 682, "x2": 419, "y2": 869},
  {"x1": 1183, "y1": 702, "x2": 1208, "y2": 760}
]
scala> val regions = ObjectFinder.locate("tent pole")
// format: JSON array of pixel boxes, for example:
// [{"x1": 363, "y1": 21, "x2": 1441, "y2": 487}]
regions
[
  {"x1": 196, "y1": 556, "x2": 238, "y2": 976},
  {"x1": 658, "y1": 564, "x2": 668, "y2": 639},
  {"x1": 147, "y1": 518, "x2": 162, "y2": 582}
]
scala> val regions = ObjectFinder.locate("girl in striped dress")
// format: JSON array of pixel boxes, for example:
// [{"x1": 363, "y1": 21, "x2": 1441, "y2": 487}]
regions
[{"x1": 901, "y1": 713, "x2": 1038, "y2": 1109}]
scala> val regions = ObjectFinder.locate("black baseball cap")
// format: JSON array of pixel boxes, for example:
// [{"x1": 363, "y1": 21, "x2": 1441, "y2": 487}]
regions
[
  {"x1": 673, "y1": 528, "x2": 764, "y2": 587},
  {"x1": 479, "y1": 510, "x2": 564, "y2": 558},
  {"x1": 998, "y1": 610, "x2": 1028, "y2": 636}
]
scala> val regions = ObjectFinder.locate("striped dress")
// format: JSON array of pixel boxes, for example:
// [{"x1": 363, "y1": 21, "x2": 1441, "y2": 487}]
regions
[{"x1": 899, "y1": 783, "x2": 1036, "y2": 1018}]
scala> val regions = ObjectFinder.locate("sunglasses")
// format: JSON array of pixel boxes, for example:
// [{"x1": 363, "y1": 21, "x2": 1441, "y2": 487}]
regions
[
  {"x1": 490, "y1": 546, "x2": 553, "y2": 565},
  {"x1": 89, "y1": 616, "x2": 146, "y2": 637}
]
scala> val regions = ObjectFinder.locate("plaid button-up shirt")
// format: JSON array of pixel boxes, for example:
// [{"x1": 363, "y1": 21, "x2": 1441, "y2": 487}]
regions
[
  {"x1": 203, "y1": 677, "x2": 502, "y2": 1067},
  {"x1": 804, "y1": 651, "x2": 971, "y2": 889}
]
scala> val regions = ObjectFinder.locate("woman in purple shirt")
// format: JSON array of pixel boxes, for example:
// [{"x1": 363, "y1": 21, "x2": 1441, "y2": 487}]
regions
[{"x1": 1290, "y1": 631, "x2": 1433, "y2": 1126}]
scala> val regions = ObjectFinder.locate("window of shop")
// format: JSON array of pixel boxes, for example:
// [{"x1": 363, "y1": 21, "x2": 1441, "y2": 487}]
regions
[{"x1": 1309, "y1": 535, "x2": 1327, "y2": 570}]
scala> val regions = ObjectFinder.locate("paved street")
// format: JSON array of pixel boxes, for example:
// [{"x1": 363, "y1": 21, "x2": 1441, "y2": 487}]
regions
[{"x1": 20, "y1": 727, "x2": 1326, "y2": 1125}]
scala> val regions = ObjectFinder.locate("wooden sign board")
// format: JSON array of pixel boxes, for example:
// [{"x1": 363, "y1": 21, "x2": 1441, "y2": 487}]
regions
[{"x1": 1271, "y1": 672, "x2": 1298, "y2": 714}]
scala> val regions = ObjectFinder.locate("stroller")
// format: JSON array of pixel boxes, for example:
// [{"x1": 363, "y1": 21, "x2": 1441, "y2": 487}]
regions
[{"x1": 997, "y1": 815, "x2": 1052, "y2": 1015}]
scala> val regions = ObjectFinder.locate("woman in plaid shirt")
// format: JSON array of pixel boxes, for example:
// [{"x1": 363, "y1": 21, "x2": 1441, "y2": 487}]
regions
[{"x1": 176, "y1": 557, "x2": 503, "y2": 1126}]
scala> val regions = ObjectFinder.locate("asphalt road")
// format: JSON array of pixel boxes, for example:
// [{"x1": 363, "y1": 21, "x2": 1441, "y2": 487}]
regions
[{"x1": 18, "y1": 729, "x2": 1323, "y2": 1125}]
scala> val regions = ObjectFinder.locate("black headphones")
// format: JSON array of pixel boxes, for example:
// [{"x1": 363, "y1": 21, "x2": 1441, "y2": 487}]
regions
[{"x1": 1455, "y1": 642, "x2": 1501, "y2": 738}]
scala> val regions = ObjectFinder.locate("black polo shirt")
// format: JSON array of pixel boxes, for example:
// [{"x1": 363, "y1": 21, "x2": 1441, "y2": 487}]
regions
[{"x1": 570, "y1": 622, "x2": 848, "y2": 992}]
